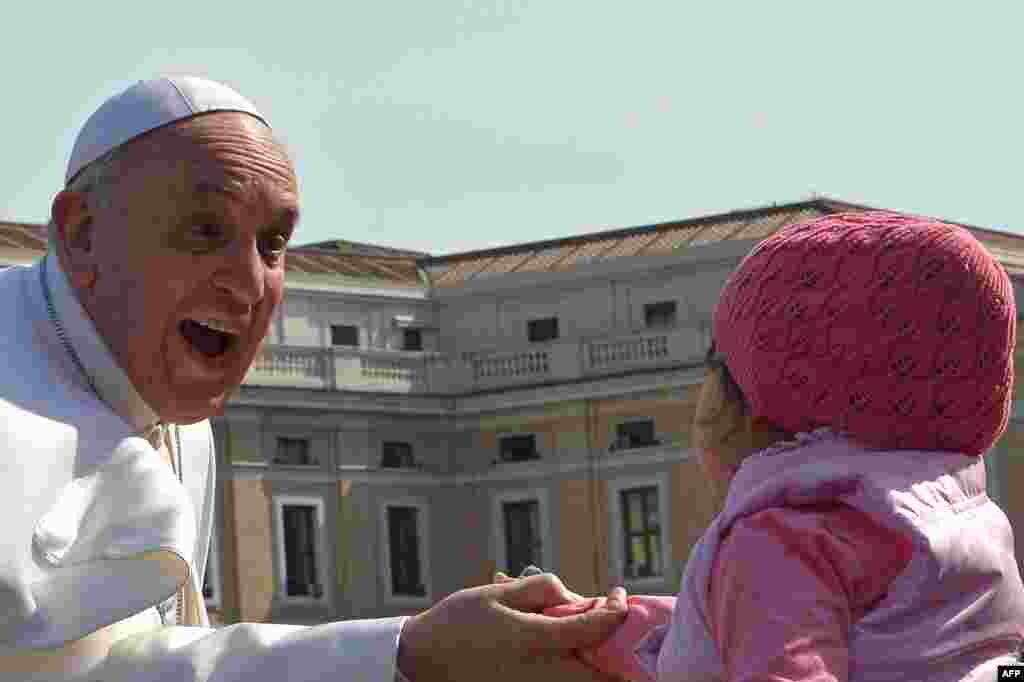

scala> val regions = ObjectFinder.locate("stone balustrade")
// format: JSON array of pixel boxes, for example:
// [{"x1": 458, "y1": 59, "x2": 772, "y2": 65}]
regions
[
  {"x1": 587, "y1": 333, "x2": 669, "y2": 370},
  {"x1": 244, "y1": 325, "x2": 706, "y2": 393},
  {"x1": 472, "y1": 351, "x2": 550, "y2": 381},
  {"x1": 247, "y1": 346, "x2": 329, "y2": 389}
]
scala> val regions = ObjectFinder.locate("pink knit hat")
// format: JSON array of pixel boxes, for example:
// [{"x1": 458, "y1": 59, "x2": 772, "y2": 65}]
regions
[{"x1": 713, "y1": 211, "x2": 1016, "y2": 457}]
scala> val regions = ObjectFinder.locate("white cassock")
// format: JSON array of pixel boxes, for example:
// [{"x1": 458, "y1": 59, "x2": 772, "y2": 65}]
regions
[{"x1": 0, "y1": 255, "x2": 406, "y2": 681}]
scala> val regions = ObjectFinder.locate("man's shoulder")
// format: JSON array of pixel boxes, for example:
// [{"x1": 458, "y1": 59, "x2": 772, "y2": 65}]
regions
[
  {"x1": 0, "y1": 263, "x2": 37, "y2": 325},
  {"x1": 0, "y1": 386, "x2": 133, "y2": 471},
  {"x1": 0, "y1": 261, "x2": 30, "y2": 287},
  {"x1": 0, "y1": 262, "x2": 56, "y2": 386}
]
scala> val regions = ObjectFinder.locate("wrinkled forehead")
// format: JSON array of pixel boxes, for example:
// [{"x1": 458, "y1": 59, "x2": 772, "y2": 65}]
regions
[{"x1": 112, "y1": 112, "x2": 298, "y2": 197}]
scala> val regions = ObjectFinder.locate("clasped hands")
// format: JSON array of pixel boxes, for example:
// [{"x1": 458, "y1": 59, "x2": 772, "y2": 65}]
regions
[{"x1": 396, "y1": 570, "x2": 629, "y2": 682}]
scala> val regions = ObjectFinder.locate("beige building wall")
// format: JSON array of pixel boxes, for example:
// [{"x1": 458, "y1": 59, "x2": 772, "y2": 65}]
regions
[
  {"x1": 590, "y1": 391, "x2": 697, "y2": 451},
  {"x1": 470, "y1": 389, "x2": 705, "y2": 590},
  {"x1": 670, "y1": 458, "x2": 718, "y2": 570},
  {"x1": 558, "y1": 477, "x2": 610, "y2": 596},
  {"x1": 228, "y1": 478, "x2": 276, "y2": 622},
  {"x1": 1002, "y1": 427, "x2": 1024, "y2": 565},
  {"x1": 210, "y1": 209, "x2": 1024, "y2": 624},
  {"x1": 335, "y1": 480, "x2": 386, "y2": 619},
  {"x1": 214, "y1": 477, "x2": 238, "y2": 625}
]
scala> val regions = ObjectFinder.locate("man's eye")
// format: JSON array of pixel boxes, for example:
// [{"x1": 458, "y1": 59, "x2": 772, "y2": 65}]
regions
[{"x1": 260, "y1": 233, "x2": 289, "y2": 258}]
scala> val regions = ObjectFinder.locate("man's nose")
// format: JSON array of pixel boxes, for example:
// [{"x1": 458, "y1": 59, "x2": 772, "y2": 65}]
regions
[{"x1": 212, "y1": 238, "x2": 265, "y2": 306}]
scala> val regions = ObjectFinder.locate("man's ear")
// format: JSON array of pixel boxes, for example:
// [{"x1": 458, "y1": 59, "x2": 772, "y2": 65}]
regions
[{"x1": 51, "y1": 190, "x2": 97, "y2": 290}]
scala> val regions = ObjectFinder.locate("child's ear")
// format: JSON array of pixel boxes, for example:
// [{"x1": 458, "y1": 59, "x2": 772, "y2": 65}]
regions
[
  {"x1": 751, "y1": 416, "x2": 789, "y2": 435},
  {"x1": 749, "y1": 416, "x2": 792, "y2": 451}
]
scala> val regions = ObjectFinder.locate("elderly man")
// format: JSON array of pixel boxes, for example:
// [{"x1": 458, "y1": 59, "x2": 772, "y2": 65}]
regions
[{"x1": 0, "y1": 76, "x2": 627, "y2": 681}]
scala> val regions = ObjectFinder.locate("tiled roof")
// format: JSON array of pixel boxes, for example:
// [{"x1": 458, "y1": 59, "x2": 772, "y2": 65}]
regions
[
  {"x1": 0, "y1": 221, "x2": 425, "y2": 286},
  {"x1": 5, "y1": 198, "x2": 1024, "y2": 286},
  {"x1": 0, "y1": 221, "x2": 47, "y2": 252},
  {"x1": 417, "y1": 199, "x2": 1024, "y2": 286},
  {"x1": 295, "y1": 239, "x2": 429, "y2": 258},
  {"x1": 284, "y1": 248, "x2": 425, "y2": 285}
]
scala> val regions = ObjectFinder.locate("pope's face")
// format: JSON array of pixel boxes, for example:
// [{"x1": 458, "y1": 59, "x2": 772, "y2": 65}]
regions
[{"x1": 64, "y1": 112, "x2": 299, "y2": 424}]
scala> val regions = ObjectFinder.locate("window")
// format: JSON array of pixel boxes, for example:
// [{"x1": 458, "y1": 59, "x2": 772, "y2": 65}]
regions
[
  {"x1": 644, "y1": 301, "x2": 677, "y2": 328},
  {"x1": 202, "y1": 562, "x2": 215, "y2": 601},
  {"x1": 402, "y1": 329, "x2": 423, "y2": 351},
  {"x1": 503, "y1": 501, "x2": 541, "y2": 578},
  {"x1": 387, "y1": 506, "x2": 426, "y2": 597},
  {"x1": 380, "y1": 498, "x2": 432, "y2": 603},
  {"x1": 527, "y1": 317, "x2": 559, "y2": 343},
  {"x1": 613, "y1": 419, "x2": 660, "y2": 450},
  {"x1": 499, "y1": 434, "x2": 540, "y2": 463},
  {"x1": 381, "y1": 441, "x2": 417, "y2": 469},
  {"x1": 274, "y1": 437, "x2": 315, "y2": 466},
  {"x1": 273, "y1": 499, "x2": 325, "y2": 600},
  {"x1": 331, "y1": 324, "x2": 360, "y2": 347},
  {"x1": 620, "y1": 487, "x2": 662, "y2": 579},
  {"x1": 493, "y1": 490, "x2": 551, "y2": 578}
]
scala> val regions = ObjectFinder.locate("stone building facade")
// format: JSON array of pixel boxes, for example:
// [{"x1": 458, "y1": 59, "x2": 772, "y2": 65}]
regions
[{"x1": 3, "y1": 198, "x2": 1021, "y2": 627}]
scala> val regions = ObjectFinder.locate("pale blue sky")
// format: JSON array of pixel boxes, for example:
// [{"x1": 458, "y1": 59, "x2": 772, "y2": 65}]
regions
[{"x1": 2, "y1": 2, "x2": 1020, "y2": 255}]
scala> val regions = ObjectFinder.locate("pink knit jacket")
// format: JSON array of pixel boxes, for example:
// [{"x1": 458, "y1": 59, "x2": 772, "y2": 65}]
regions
[{"x1": 560, "y1": 430, "x2": 1024, "y2": 681}]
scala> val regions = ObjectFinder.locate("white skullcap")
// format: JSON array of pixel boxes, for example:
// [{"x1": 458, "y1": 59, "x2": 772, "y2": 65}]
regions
[{"x1": 66, "y1": 75, "x2": 269, "y2": 185}]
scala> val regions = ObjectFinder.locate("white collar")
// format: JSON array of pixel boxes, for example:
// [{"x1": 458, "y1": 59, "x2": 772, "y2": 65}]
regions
[{"x1": 44, "y1": 253, "x2": 160, "y2": 433}]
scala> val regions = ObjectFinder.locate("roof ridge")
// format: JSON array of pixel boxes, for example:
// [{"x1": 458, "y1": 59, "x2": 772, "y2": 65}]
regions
[
  {"x1": 294, "y1": 238, "x2": 429, "y2": 258},
  {"x1": 419, "y1": 199, "x2": 830, "y2": 264}
]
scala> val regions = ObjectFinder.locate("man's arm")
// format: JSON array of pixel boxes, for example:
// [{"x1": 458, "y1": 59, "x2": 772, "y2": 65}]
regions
[
  {"x1": 397, "y1": 573, "x2": 629, "y2": 682},
  {"x1": 92, "y1": 574, "x2": 627, "y2": 682}
]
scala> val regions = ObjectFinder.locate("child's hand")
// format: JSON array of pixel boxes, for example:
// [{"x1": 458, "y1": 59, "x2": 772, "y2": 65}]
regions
[
  {"x1": 492, "y1": 570, "x2": 673, "y2": 681},
  {"x1": 493, "y1": 569, "x2": 626, "y2": 611},
  {"x1": 543, "y1": 594, "x2": 676, "y2": 682}
]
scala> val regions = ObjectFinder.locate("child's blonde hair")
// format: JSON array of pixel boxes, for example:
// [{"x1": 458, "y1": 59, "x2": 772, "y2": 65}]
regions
[{"x1": 693, "y1": 346, "x2": 792, "y2": 480}]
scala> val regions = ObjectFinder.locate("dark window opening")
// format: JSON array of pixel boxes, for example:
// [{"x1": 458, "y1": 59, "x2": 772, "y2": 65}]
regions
[
  {"x1": 331, "y1": 324, "x2": 360, "y2": 347},
  {"x1": 274, "y1": 437, "x2": 316, "y2": 466},
  {"x1": 282, "y1": 504, "x2": 322, "y2": 598},
  {"x1": 503, "y1": 500, "x2": 541, "y2": 578},
  {"x1": 613, "y1": 420, "x2": 660, "y2": 450},
  {"x1": 381, "y1": 441, "x2": 417, "y2": 469},
  {"x1": 644, "y1": 301, "x2": 677, "y2": 328},
  {"x1": 388, "y1": 506, "x2": 426, "y2": 596},
  {"x1": 620, "y1": 487, "x2": 662, "y2": 579},
  {"x1": 527, "y1": 317, "x2": 559, "y2": 343},
  {"x1": 402, "y1": 328, "x2": 423, "y2": 351},
  {"x1": 202, "y1": 560, "x2": 215, "y2": 601},
  {"x1": 499, "y1": 434, "x2": 540, "y2": 462}
]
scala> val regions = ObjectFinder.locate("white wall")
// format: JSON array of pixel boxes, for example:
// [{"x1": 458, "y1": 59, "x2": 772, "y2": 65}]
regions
[
  {"x1": 435, "y1": 258, "x2": 737, "y2": 359},
  {"x1": 279, "y1": 291, "x2": 437, "y2": 351},
  {"x1": 620, "y1": 264, "x2": 732, "y2": 332},
  {"x1": 438, "y1": 299, "x2": 499, "y2": 355},
  {"x1": 496, "y1": 286, "x2": 612, "y2": 345},
  {"x1": 281, "y1": 296, "x2": 320, "y2": 346},
  {"x1": 275, "y1": 247, "x2": 745, "y2": 361}
]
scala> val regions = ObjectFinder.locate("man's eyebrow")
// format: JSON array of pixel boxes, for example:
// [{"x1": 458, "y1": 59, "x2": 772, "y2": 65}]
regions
[
  {"x1": 193, "y1": 180, "x2": 240, "y2": 198},
  {"x1": 193, "y1": 181, "x2": 301, "y2": 227}
]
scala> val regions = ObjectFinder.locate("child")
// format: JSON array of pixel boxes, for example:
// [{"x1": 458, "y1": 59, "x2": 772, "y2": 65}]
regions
[{"x1": 547, "y1": 211, "x2": 1024, "y2": 681}]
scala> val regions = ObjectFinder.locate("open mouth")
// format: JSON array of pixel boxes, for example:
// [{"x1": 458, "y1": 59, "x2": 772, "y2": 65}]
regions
[{"x1": 179, "y1": 319, "x2": 239, "y2": 359}]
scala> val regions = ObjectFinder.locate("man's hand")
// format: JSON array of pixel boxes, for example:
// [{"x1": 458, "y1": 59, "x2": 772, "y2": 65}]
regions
[{"x1": 396, "y1": 573, "x2": 628, "y2": 681}]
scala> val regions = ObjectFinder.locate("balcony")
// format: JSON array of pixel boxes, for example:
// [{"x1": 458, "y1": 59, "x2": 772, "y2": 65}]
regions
[
  {"x1": 245, "y1": 346, "x2": 450, "y2": 392},
  {"x1": 244, "y1": 325, "x2": 707, "y2": 394}
]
